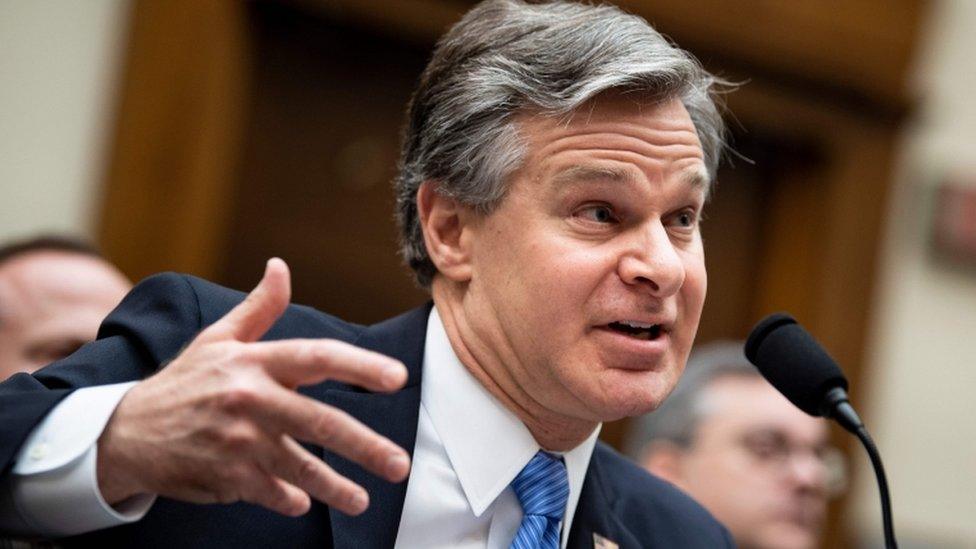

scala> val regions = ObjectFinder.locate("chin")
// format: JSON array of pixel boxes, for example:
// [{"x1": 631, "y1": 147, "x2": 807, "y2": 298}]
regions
[
  {"x1": 755, "y1": 526, "x2": 818, "y2": 549},
  {"x1": 579, "y1": 369, "x2": 675, "y2": 421}
]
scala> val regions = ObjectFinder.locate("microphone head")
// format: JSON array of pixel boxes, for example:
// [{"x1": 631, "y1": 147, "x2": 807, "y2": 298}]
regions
[{"x1": 745, "y1": 313, "x2": 849, "y2": 417}]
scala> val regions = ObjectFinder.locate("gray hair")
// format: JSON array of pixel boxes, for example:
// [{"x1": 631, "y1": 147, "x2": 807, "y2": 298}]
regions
[
  {"x1": 395, "y1": 0, "x2": 730, "y2": 287},
  {"x1": 623, "y1": 341, "x2": 759, "y2": 459}
]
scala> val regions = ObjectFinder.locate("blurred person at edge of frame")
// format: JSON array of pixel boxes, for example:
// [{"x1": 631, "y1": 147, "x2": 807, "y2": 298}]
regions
[
  {"x1": 0, "y1": 235, "x2": 131, "y2": 381},
  {"x1": 624, "y1": 340, "x2": 847, "y2": 549}
]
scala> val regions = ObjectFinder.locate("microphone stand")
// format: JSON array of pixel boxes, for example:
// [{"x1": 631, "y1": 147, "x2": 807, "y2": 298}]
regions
[
  {"x1": 824, "y1": 387, "x2": 898, "y2": 549},
  {"x1": 855, "y1": 427, "x2": 896, "y2": 549}
]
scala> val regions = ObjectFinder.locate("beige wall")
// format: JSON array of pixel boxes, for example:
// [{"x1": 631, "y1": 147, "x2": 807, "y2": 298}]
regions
[
  {"x1": 850, "y1": 0, "x2": 976, "y2": 546},
  {"x1": 0, "y1": 0, "x2": 129, "y2": 242}
]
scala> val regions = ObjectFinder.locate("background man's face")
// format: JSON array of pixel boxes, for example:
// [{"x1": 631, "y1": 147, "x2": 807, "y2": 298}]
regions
[
  {"x1": 0, "y1": 251, "x2": 131, "y2": 379},
  {"x1": 671, "y1": 376, "x2": 829, "y2": 549},
  {"x1": 461, "y1": 95, "x2": 708, "y2": 424}
]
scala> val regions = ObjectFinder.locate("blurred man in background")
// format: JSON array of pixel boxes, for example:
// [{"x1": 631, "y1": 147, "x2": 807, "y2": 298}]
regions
[
  {"x1": 625, "y1": 341, "x2": 837, "y2": 549},
  {"x1": 0, "y1": 236, "x2": 131, "y2": 380}
]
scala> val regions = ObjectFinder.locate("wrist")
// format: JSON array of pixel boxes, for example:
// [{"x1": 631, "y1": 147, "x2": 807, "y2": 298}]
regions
[{"x1": 96, "y1": 396, "x2": 146, "y2": 505}]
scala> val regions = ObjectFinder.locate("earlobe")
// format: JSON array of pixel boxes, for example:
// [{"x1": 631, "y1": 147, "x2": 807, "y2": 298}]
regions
[{"x1": 417, "y1": 181, "x2": 473, "y2": 282}]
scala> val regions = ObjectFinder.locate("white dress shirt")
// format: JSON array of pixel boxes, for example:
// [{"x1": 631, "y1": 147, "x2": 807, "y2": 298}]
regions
[
  {"x1": 0, "y1": 382, "x2": 154, "y2": 536},
  {"x1": 394, "y1": 308, "x2": 599, "y2": 549},
  {"x1": 1, "y1": 308, "x2": 600, "y2": 546}
]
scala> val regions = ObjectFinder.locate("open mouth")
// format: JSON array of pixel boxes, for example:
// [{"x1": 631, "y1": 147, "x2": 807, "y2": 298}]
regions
[{"x1": 606, "y1": 321, "x2": 664, "y2": 341}]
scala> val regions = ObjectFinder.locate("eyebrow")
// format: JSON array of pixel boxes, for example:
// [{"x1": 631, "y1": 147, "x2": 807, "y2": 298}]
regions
[
  {"x1": 551, "y1": 165, "x2": 634, "y2": 186},
  {"x1": 682, "y1": 169, "x2": 710, "y2": 190},
  {"x1": 683, "y1": 168, "x2": 712, "y2": 199}
]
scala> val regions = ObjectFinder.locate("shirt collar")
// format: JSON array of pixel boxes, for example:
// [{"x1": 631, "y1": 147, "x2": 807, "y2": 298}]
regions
[{"x1": 421, "y1": 307, "x2": 600, "y2": 524}]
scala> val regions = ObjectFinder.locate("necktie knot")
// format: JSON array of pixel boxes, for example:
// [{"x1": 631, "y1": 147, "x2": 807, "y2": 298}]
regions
[{"x1": 512, "y1": 450, "x2": 569, "y2": 521}]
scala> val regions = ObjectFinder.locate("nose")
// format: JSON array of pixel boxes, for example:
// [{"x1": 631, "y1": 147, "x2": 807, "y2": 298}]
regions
[
  {"x1": 787, "y1": 453, "x2": 828, "y2": 495},
  {"x1": 617, "y1": 222, "x2": 685, "y2": 297}
]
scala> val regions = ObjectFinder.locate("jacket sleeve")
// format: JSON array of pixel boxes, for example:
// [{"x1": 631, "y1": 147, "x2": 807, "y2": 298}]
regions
[{"x1": 0, "y1": 272, "x2": 204, "y2": 476}]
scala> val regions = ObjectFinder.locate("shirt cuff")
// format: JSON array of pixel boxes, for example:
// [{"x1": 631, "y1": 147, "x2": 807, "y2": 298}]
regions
[{"x1": 8, "y1": 382, "x2": 156, "y2": 537}]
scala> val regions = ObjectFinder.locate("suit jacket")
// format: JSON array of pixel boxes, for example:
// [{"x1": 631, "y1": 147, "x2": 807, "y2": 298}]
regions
[{"x1": 0, "y1": 273, "x2": 733, "y2": 548}]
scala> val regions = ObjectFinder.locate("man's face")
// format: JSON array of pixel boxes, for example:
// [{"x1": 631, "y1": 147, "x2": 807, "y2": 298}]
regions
[
  {"x1": 460, "y1": 96, "x2": 708, "y2": 424},
  {"x1": 674, "y1": 376, "x2": 829, "y2": 549},
  {"x1": 0, "y1": 251, "x2": 131, "y2": 380}
]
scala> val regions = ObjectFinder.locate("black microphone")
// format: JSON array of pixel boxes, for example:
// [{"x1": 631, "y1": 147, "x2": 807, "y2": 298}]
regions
[
  {"x1": 744, "y1": 312, "x2": 862, "y2": 433},
  {"x1": 745, "y1": 312, "x2": 898, "y2": 549}
]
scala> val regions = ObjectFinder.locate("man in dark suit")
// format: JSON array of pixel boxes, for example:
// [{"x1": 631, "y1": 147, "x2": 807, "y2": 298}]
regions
[{"x1": 1, "y1": 1, "x2": 734, "y2": 547}]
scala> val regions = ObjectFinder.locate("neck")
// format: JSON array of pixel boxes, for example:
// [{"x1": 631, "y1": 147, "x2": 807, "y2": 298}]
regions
[{"x1": 431, "y1": 278, "x2": 598, "y2": 451}]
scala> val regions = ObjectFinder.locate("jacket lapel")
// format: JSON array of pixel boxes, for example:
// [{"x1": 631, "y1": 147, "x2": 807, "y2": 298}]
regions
[
  {"x1": 567, "y1": 447, "x2": 642, "y2": 549},
  {"x1": 320, "y1": 303, "x2": 432, "y2": 549}
]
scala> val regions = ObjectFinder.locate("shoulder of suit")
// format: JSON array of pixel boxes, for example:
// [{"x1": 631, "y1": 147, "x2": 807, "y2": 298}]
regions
[
  {"x1": 147, "y1": 272, "x2": 365, "y2": 343},
  {"x1": 591, "y1": 441, "x2": 734, "y2": 546}
]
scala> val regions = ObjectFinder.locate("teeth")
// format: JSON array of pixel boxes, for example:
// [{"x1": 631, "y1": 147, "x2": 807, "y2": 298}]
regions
[
  {"x1": 620, "y1": 320, "x2": 656, "y2": 329},
  {"x1": 608, "y1": 321, "x2": 664, "y2": 340}
]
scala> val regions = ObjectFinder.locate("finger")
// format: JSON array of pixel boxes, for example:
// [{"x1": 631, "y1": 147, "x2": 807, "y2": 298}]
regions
[
  {"x1": 200, "y1": 258, "x2": 291, "y2": 344},
  {"x1": 247, "y1": 339, "x2": 408, "y2": 391},
  {"x1": 263, "y1": 436, "x2": 370, "y2": 516},
  {"x1": 239, "y1": 468, "x2": 312, "y2": 517},
  {"x1": 250, "y1": 384, "x2": 410, "y2": 483}
]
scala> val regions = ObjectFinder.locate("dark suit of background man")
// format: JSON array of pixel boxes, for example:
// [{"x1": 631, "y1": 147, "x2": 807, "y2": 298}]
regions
[{"x1": 0, "y1": 1, "x2": 735, "y2": 547}]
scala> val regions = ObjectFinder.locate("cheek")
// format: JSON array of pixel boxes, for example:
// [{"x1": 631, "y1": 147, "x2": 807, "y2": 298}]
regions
[
  {"x1": 511, "y1": 236, "x2": 618, "y2": 314},
  {"x1": 683, "y1": 248, "x2": 707, "y2": 305},
  {"x1": 683, "y1": 450, "x2": 756, "y2": 508},
  {"x1": 676, "y1": 253, "x2": 707, "y2": 339}
]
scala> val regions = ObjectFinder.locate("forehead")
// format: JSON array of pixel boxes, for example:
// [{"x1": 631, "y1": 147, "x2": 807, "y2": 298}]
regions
[
  {"x1": 698, "y1": 375, "x2": 828, "y2": 442},
  {"x1": 0, "y1": 252, "x2": 129, "y2": 323},
  {"x1": 514, "y1": 94, "x2": 708, "y2": 188}
]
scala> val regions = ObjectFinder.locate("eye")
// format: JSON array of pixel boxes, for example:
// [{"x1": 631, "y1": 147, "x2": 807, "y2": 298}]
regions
[
  {"x1": 670, "y1": 208, "x2": 699, "y2": 229},
  {"x1": 741, "y1": 431, "x2": 791, "y2": 462},
  {"x1": 575, "y1": 204, "x2": 617, "y2": 224}
]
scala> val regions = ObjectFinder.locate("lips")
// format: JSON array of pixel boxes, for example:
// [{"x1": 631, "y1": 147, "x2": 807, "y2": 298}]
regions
[
  {"x1": 606, "y1": 320, "x2": 664, "y2": 340},
  {"x1": 592, "y1": 320, "x2": 672, "y2": 370}
]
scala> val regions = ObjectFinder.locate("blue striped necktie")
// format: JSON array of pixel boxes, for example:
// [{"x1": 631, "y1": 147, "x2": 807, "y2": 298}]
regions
[{"x1": 510, "y1": 451, "x2": 569, "y2": 549}]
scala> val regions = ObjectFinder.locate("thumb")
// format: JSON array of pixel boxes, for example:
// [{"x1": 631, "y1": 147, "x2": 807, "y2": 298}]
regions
[{"x1": 199, "y1": 258, "x2": 291, "y2": 343}]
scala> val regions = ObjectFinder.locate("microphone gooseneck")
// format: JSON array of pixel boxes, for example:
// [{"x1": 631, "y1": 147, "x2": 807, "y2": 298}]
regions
[
  {"x1": 856, "y1": 425, "x2": 896, "y2": 548},
  {"x1": 745, "y1": 312, "x2": 897, "y2": 549}
]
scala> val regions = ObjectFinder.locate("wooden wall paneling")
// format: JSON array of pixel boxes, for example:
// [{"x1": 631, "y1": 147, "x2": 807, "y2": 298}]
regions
[
  {"x1": 750, "y1": 159, "x2": 826, "y2": 323},
  {"x1": 603, "y1": 0, "x2": 923, "y2": 113},
  {"x1": 728, "y1": 81, "x2": 899, "y2": 391},
  {"x1": 287, "y1": 0, "x2": 466, "y2": 46},
  {"x1": 818, "y1": 128, "x2": 897, "y2": 548},
  {"x1": 97, "y1": 0, "x2": 249, "y2": 282},
  {"x1": 216, "y1": 4, "x2": 431, "y2": 323},
  {"x1": 694, "y1": 157, "x2": 768, "y2": 343},
  {"x1": 295, "y1": 0, "x2": 925, "y2": 114},
  {"x1": 815, "y1": 127, "x2": 897, "y2": 402},
  {"x1": 727, "y1": 81, "x2": 900, "y2": 548}
]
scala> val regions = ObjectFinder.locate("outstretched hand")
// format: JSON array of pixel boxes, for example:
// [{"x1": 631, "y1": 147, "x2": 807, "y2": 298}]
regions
[{"x1": 96, "y1": 258, "x2": 410, "y2": 516}]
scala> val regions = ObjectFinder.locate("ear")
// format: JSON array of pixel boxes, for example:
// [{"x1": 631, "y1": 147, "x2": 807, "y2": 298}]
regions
[
  {"x1": 640, "y1": 441, "x2": 688, "y2": 489},
  {"x1": 416, "y1": 181, "x2": 473, "y2": 283}
]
